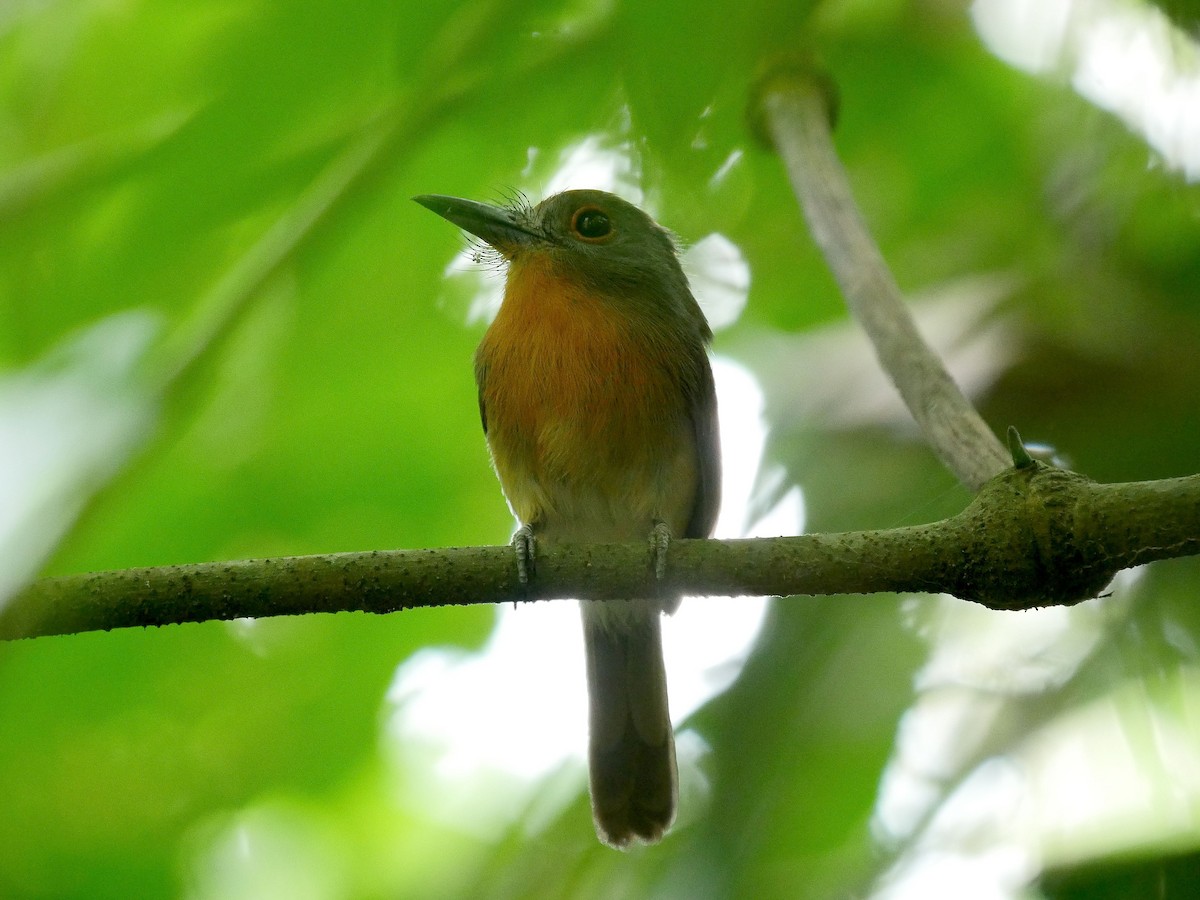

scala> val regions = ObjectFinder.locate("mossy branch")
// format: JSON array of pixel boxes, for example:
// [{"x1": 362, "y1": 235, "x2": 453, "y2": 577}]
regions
[{"x1": 5, "y1": 465, "x2": 1198, "y2": 641}]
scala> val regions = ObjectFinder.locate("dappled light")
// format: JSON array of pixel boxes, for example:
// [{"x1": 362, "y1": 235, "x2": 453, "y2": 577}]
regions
[
  {"x1": 1, "y1": 0, "x2": 1198, "y2": 897},
  {"x1": 974, "y1": 0, "x2": 1200, "y2": 180},
  {"x1": 0, "y1": 312, "x2": 158, "y2": 604}
]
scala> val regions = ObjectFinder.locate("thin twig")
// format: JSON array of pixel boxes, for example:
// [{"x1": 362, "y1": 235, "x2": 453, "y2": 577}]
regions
[{"x1": 754, "y1": 66, "x2": 1010, "y2": 490}]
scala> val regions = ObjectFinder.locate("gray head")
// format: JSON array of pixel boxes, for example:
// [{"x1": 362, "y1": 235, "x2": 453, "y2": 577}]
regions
[{"x1": 415, "y1": 189, "x2": 708, "y2": 333}]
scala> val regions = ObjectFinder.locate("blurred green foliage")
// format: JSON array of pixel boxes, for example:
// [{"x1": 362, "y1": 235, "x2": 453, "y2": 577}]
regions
[{"x1": 2, "y1": 0, "x2": 1200, "y2": 897}]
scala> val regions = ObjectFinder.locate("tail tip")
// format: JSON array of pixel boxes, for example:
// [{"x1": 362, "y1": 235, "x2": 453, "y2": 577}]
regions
[
  {"x1": 592, "y1": 798, "x2": 676, "y2": 850},
  {"x1": 594, "y1": 819, "x2": 671, "y2": 850}
]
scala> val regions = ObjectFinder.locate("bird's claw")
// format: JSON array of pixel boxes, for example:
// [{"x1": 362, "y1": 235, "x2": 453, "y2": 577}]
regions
[
  {"x1": 650, "y1": 520, "x2": 671, "y2": 580},
  {"x1": 512, "y1": 524, "x2": 536, "y2": 585}
]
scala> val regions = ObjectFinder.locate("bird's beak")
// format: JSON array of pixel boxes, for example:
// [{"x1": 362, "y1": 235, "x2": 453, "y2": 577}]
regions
[{"x1": 413, "y1": 194, "x2": 542, "y2": 256}]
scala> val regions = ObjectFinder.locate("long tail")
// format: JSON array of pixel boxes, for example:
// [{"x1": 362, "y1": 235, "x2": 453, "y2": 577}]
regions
[{"x1": 583, "y1": 606, "x2": 677, "y2": 848}]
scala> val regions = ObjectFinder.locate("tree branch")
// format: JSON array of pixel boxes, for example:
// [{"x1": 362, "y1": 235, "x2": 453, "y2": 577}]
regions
[
  {"x1": 9, "y1": 64, "x2": 1197, "y2": 644},
  {"x1": 751, "y1": 62, "x2": 1011, "y2": 490},
  {"x1": 6, "y1": 464, "x2": 1198, "y2": 641}
]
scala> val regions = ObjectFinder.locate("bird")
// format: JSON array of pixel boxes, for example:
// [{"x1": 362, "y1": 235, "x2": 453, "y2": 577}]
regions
[{"x1": 414, "y1": 188, "x2": 721, "y2": 848}]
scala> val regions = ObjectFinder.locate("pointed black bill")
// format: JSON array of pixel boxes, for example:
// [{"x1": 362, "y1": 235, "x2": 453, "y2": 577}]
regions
[{"x1": 413, "y1": 194, "x2": 542, "y2": 255}]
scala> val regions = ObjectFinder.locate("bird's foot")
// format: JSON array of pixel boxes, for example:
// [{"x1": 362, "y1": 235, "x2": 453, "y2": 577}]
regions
[
  {"x1": 512, "y1": 524, "x2": 536, "y2": 585},
  {"x1": 650, "y1": 520, "x2": 671, "y2": 580}
]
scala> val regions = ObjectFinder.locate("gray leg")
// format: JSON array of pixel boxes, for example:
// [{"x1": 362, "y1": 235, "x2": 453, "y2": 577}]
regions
[
  {"x1": 512, "y1": 523, "x2": 536, "y2": 585},
  {"x1": 649, "y1": 520, "x2": 671, "y2": 580}
]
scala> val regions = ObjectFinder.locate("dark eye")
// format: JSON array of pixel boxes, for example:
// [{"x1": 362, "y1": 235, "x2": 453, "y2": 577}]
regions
[{"x1": 571, "y1": 206, "x2": 612, "y2": 240}]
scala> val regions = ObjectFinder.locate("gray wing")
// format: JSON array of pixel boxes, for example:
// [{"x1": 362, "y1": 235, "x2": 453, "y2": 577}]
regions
[
  {"x1": 683, "y1": 352, "x2": 721, "y2": 540},
  {"x1": 475, "y1": 356, "x2": 489, "y2": 435}
]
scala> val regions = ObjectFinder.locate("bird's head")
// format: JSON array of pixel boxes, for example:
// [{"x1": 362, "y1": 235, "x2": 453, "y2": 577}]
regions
[{"x1": 415, "y1": 189, "x2": 706, "y2": 331}]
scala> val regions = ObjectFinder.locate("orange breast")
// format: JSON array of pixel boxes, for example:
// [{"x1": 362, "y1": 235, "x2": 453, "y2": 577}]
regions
[{"x1": 476, "y1": 255, "x2": 696, "y2": 538}]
